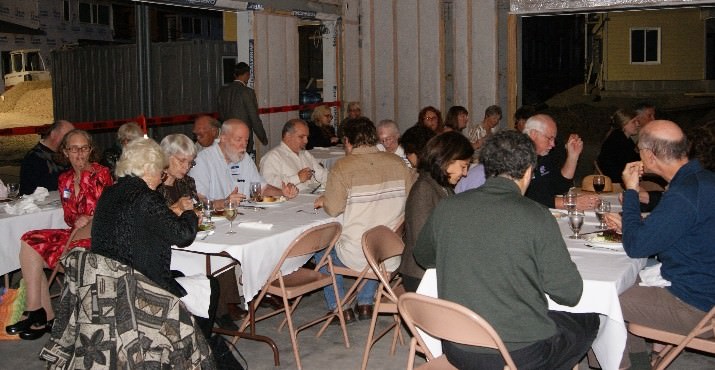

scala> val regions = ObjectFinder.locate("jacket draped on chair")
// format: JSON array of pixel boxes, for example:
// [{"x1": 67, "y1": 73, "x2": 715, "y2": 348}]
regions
[{"x1": 40, "y1": 248, "x2": 215, "y2": 370}]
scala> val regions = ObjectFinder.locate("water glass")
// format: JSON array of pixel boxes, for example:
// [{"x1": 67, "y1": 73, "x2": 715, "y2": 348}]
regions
[
  {"x1": 6, "y1": 183, "x2": 19, "y2": 199},
  {"x1": 596, "y1": 200, "x2": 611, "y2": 229},
  {"x1": 564, "y1": 188, "x2": 577, "y2": 212},
  {"x1": 225, "y1": 200, "x2": 239, "y2": 234},
  {"x1": 250, "y1": 182, "x2": 263, "y2": 202},
  {"x1": 203, "y1": 198, "x2": 214, "y2": 225},
  {"x1": 568, "y1": 210, "x2": 585, "y2": 239}
]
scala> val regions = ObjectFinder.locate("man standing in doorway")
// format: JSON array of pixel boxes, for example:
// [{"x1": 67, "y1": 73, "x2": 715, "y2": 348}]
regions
[{"x1": 217, "y1": 62, "x2": 268, "y2": 156}]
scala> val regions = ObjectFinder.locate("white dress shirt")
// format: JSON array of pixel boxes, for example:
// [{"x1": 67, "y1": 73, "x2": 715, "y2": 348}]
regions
[
  {"x1": 259, "y1": 141, "x2": 328, "y2": 192},
  {"x1": 376, "y1": 143, "x2": 411, "y2": 168},
  {"x1": 189, "y1": 143, "x2": 265, "y2": 199}
]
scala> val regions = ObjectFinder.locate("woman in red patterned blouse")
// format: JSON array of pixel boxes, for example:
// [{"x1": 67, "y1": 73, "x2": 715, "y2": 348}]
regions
[{"x1": 6, "y1": 129, "x2": 113, "y2": 340}]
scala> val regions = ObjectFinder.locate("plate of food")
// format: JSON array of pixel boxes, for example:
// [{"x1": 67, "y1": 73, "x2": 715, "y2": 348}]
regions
[
  {"x1": 584, "y1": 230, "x2": 624, "y2": 251},
  {"x1": 251, "y1": 196, "x2": 287, "y2": 206}
]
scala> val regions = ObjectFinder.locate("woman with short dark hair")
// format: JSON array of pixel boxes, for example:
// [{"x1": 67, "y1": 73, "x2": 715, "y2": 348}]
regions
[{"x1": 399, "y1": 131, "x2": 474, "y2": 292}]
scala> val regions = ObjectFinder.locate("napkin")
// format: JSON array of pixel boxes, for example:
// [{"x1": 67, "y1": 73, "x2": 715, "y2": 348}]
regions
[
  {"x1": 25, "y1": 187, "x2": 49, "y2": 202},
  {"x1": 638, "y1": 263, "x2": 671, "y2": 288},
  {"x1": 3, "y1": 198, "x2": 41, "y2": 215},
  {"x1": 175, "y1": 274, "x2": 211, "y2": 318},
  {"x1": 0, "y1": 180, "x2": 6, "y2": 199},
  {"x1": 238, "y1": 221, "x2": 274, "y2": 230}
]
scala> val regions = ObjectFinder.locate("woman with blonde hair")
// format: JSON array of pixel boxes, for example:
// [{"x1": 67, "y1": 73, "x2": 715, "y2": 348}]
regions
[
  {"x1": 7, "y1": 129, "x2": 112, "y2": 340},
  {"x1": 307, "y1": 105, "x2": 339, "y2": 149},
  {"x1": 91, "y1": 138, "x2": 217, "y2": 338},
  {"x1": 597, "y1": 108, "x2": 640, "y2": 183}
]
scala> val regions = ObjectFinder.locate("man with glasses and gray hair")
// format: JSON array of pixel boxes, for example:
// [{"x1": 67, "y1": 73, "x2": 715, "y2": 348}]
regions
[
  {"x1": 376, "y1": 119, "x2": 410, "y2": 167},
  {"x1": 523, "y1": 114, "x2": 596, "y2": 209}
]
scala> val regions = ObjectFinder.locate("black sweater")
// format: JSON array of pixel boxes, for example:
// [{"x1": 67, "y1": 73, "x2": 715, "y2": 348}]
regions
[{"x1": 91, "y1": 176, "x2": 198, "y2": 297}]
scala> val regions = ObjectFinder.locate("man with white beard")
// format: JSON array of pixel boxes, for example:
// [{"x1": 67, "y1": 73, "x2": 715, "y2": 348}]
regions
[{"x1": 190, "y1": 119, "x2": 297, "y2": 204}]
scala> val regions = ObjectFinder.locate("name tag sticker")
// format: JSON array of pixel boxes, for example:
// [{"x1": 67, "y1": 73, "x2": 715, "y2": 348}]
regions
[{"x1": 62, "y1": 188, "x2": 71, "y2": 199}]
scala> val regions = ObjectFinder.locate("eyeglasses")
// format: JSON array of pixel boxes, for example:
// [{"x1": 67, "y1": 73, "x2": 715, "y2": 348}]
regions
[
  {"x1": 66, "y1": 146, "x2": 91, "y2": 153},
  {"x1": 424, "y1": 115, "x2": 438, "y2": 121},
  {"x1": 536, "y1": 131, "x2": 556, "y2": 143},
  {"x1": 174, "y1": 156, "x2": 196, "y2": 168}
]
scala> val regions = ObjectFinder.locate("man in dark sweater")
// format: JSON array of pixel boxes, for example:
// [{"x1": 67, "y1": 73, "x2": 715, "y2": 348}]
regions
[
  {"x1": 19, "y1": 120, "x2": 74, "y2": 195},
  {"x1": 523, "y1": 114, "x2": 597, "y2": 210},
  {"x1": 414, "y1": 130, "x2": 599, "y2": 370}
]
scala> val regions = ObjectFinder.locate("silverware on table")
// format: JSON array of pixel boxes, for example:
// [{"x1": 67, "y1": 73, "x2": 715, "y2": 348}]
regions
[
  {"x1": 200, "y1": 230, "x2": 215, "y2": 240},
  {"x1": 578, "y1": 229, "x2": 614, "y2": 236},
  {"x1": 240, "y1": 205, "x2": 266, "y2": 210}
]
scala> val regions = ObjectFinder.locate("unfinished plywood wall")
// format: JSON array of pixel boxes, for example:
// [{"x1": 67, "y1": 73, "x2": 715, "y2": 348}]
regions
[
  {"x1": 252, "y1": 12, "x2": 300, "y2": 152},
  {"x1": 342, "y1": 0, "x2": 501, "y2": 132}
]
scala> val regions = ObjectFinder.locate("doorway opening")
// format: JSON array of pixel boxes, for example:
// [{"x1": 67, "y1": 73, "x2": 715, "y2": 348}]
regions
[{"x1": 298, "y1": 23, "x2": 324, "y2": 120}]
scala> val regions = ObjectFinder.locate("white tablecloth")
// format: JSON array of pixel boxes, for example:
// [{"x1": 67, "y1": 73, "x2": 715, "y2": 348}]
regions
[
  {"x1": 308, "y1": 147, "x2": 345, "y2": 170},
  {"x1": 0, "y1": 192, "x2": 67, "y2": 276},
  {"x1": 170, "y1": 194, "x2": 340, "y2": 306},
  {"x1": 416, "y1": 202, "x2": 645, "y2": 370}
]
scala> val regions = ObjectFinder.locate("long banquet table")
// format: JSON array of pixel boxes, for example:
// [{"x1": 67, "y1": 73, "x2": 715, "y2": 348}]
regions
[
  {"x1": 417, "y1": 196, "x2": 645, "y2": 370},
  {"x1": 170, "y1": 193, "x2": 340, "y2": 307},
  {"x1": 0, "y1": 192, "x2": 67, "y2": 277}
]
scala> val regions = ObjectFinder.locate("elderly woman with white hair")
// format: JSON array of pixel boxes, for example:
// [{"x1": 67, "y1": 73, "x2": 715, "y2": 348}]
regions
[
  {"x1": 90, "y1": 138, "x2": 217, "y2": 338},
  {"x1": 157, "y1": 133, "x2": 199, "y2": 215}
]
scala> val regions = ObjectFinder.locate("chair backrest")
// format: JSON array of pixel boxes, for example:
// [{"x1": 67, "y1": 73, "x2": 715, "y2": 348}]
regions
[
  {"x1": 362, "y1": 225, "x2": 405, "y2": 301},
  {"x1": 279, "y1": 222, "x2": 342, "y2": 272},
  {"x1": 398, "y1": 292, "x2": 517, "y2": 369}
]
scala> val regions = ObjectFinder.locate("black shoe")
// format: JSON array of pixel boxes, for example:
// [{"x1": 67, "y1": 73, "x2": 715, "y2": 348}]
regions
[
  {"x1": 357, "y1": 304, "x2": 374, "y2": 321},
  {"x1": 215, "y1": 314, "x2": 239, "y2": 331},
  {"x1": 19, "y1": 319, "x2": 53, "y2": 340},
  {"x1": 6, "y1": 308, "x2": 47, "y2": 335},
  {"x1": 329, "y1": 308, "x2": 356, "y2": 325},
  {"x1": 259, "y1": 294, "x2": 284, "y2": 310}
]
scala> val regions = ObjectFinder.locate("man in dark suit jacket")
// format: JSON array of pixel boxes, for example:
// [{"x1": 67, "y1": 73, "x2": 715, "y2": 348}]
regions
[{"x1": 217, "y1": 62, "x2": 268, "y2": 154}]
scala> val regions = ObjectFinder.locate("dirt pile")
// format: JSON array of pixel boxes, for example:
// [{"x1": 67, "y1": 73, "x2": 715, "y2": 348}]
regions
[{"x1": 0, "y1": 81, "x2": 53, "y2": 128}]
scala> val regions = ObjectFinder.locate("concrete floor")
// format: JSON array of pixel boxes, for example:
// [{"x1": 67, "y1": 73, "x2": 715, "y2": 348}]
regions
[{"x1": 2, "y1": 289, "x2": 715, "y2": 370}]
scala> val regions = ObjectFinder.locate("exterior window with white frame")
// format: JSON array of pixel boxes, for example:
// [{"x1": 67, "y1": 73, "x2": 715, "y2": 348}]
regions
[{"x1": 630, "y1": 27, "x2": 660, "y2": 64}]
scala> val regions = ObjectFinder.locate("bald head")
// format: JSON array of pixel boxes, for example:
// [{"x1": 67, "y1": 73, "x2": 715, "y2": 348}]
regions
[
  {"x1": 45, "y1": 120, "x2": 75, "y2": 151},
  {"x1": 639, "y1": 120, "x2": 688, "y2": 162},
  {"x1": 193, "y1": 115, "x2": 220, "y2": 148}
]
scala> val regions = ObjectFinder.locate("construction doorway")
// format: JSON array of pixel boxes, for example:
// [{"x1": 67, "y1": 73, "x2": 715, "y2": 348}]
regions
[{"x1": 298, "y1": 23, "x2": 325, "y2": 120}]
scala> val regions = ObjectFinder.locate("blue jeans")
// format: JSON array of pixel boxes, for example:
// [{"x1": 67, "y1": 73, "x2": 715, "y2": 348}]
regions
[{"x1": 315, "y1": 248, "x2": 378, "y2": 310}]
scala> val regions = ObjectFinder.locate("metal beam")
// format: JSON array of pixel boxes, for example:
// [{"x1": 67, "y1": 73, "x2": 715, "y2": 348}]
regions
[{"x1": 511, "y1": 0, "x2": 715, "y2": 14}]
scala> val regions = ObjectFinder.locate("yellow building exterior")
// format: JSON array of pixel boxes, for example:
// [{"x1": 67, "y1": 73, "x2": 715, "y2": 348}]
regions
[{"x1": 605, "y1": 9, "x2": 706, "y2": 81}]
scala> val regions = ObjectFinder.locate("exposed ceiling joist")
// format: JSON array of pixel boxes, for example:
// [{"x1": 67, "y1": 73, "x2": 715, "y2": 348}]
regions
[{"x1": 511, "y1": 0, "x2": 715, "y2": 14}]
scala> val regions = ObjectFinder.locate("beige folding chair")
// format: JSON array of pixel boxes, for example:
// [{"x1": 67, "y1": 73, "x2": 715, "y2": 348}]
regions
[
  {"x1": 321, "y1": 220, "x2": 405, "y2": 327},
  {"x1": 627, "y1": 306, "x2": 715, "y2": 370},
  {"x1": 237, "y1": 222, "x2": 349, "y2": 370},
  {"x1": 48, "y1": 220, "x2": 93, "y2": 298},
  {"x1": 360, "y1": 225, "x2": 407, "y2": 370},
  {"x1": 398, "y1": 292, "x2": 518, "y2": 370}
]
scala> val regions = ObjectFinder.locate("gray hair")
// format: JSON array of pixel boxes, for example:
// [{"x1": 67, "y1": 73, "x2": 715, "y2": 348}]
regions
[
  {"x1": 221, "y1": 119, "x2": 248, "y2": 135},
  {"x1": 376, "y1": 119, "x2": 399, "y2": 135},
  {"x1": 522, "y1": 115, "x2": 547, "y2": 135},
  {"x1": 639, "y1": 128, "x2": 689, "y2": 162},
  {"x1": 160, "y1": 133, "x2": 196, "y2": 158},
  {"x1": 117, "y1": 122, "x2": 144, "y2": 144},
  {"x1": 115, "y1": 138, "x2": 166, "y2": 178}
]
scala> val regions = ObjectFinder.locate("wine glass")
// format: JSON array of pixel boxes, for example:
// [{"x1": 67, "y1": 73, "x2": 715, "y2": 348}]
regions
[
  {"x1": 568, "y1": 210, "x2": 585, "y2": 239},
  {"x1": 6, "y1": 183, "x2": 19, "y2": 199},
  {"x1": 250, "y1": 182, "x2": 263, "y2": 202},
  {"x1": 224, "y1": 200, "x2": 239, "y2": 234},
  {"x1": 593, "y1": 175, "x2": 606, "y2": 196},
  {"x1": 596, "y1": 200, "x2": 611, "y2": 230},
  {"x1": 564, "y1": 188, "x2": 577, "y2": 212}
]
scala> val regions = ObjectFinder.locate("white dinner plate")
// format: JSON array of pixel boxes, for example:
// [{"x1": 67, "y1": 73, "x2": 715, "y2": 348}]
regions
[
  {"x1": 247, "y1": 199, "x2": 286, "y2": 207},
  {"x1": 584, "y1": 234, "x2": 624, "y2": 251}
]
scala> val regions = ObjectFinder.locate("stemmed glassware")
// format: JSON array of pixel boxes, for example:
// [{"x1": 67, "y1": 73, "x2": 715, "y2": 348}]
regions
[
  {"x1": 596, "y1": 200, "x2": 611, "y2": 230},
  {"x1": 593, "y1": 175, "x2": 606, "y2": 196},
  {"x1": 224, "y1": 200, "x2": 239, "y2": 234},
  {"x1": 568, "y1": 210, "x2": 585, "y2": 239}
]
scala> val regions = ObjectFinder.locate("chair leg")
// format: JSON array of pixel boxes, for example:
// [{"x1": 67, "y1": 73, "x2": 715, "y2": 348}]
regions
[
  {"x1": 281, "y1": 293, "x2": 303, "y2": 370},
  {"x1": 407, "y1": 338, "x2": 417, "y2": 370},
  {"x1": 360, "y1": 300, "x2": 382, "y2": 370}
]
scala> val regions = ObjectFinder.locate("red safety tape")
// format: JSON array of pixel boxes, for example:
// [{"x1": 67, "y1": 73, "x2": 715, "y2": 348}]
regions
[{"x1": 0, "y1": 101, "x2": 341, "y2": 136}]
